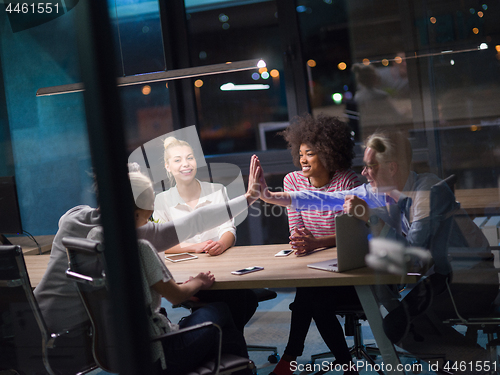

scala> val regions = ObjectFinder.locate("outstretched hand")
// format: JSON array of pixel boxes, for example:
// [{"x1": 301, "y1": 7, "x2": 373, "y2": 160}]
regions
[{"x1": 247, "y1": 154, "x2": 264, "y2": 204}]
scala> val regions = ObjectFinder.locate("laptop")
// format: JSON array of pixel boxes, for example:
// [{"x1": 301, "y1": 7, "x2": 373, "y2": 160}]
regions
[{"x1": 307, "y1": 214, "x2": 370, "y2": 272}]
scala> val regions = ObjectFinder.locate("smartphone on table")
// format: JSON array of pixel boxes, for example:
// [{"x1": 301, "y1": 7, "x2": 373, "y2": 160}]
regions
[
  {"x1": 231, "y1": 266, "x2": 264, "y2": 275},
  {"x1": 275, "y1": 249, "x2": 293, "y2": 257},
  {"x1": 165, "y1": 253, "x2": 198, "y2": 262}
]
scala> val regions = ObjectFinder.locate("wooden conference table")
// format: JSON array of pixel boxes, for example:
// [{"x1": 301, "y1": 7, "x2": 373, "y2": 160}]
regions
[{"x1": 26, "y1": 243, "x2": 417, "y2": 375}]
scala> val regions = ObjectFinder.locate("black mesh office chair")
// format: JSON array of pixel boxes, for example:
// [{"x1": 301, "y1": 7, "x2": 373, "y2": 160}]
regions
[
  {"x1": 0, "y1": 244, "x2": 96, "y2": 375},
  {"x1": 63, "y1": 236, "x2": 254, "y2": 375}
]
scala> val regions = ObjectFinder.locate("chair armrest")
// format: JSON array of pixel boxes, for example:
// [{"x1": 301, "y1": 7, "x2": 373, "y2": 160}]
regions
[
  {"x1": 66, "y1": 269, "x2": 106, "y2": 287},
  {"x1": 151, "y1": 321, "x2": 218, "y2": 341}
]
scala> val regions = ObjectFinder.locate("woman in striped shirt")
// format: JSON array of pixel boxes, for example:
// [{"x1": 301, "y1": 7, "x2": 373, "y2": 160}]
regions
[{"x1": 271, "y1": 115, "x2": 361, "y2": 375}]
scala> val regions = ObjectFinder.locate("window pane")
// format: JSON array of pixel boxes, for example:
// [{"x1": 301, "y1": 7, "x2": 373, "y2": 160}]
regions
[{"x1": 186, "y1": 0, "x2": 289, "y2": 153}]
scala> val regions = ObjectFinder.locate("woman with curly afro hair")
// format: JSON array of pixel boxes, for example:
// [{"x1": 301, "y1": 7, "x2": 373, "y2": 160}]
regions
[{"x1": 270, "y1": 114, "x2": 361, "y2": 375}]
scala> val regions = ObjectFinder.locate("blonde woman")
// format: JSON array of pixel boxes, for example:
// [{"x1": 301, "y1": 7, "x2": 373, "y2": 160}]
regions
[
  {"x1": 153, "y1": 137, "x2": 236, "y2": 256},
  {"x1": 153, "y1": 137, "x2": 257, "y2": 333}
]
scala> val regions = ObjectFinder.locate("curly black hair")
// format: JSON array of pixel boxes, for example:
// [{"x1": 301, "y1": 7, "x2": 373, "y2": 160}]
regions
[{"x1": 279, "y1": 114, "x2": 355, "y2": 174}]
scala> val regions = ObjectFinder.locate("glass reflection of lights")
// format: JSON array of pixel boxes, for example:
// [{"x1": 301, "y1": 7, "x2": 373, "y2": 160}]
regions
[
  {"x1": 258, "y1": 67, "x2": 268, "y2": 74},
  {"x1": 252, "y1": 73, "x2": 260, "y2": 80},
  {"x1": 480, "y1": 43, "x2": 488, "y2": 50},
  {"x1": 362, "y1": 58, "x2": 370, "y2": 65},
  {"x1": 332, "y1": 93, "x2": 342, "y2": 104},
  {"x1": 470, "y1": 8, "x2": 475, "y2": 14},
  {"x1": 395, "y1": 56, "x2": 402, "y2": 64},
  {"x1": 142, "y1": 85, "x2": 151, "y2": 95},
  {"x1": 194, "y1": 79, "x2": 203, "y2": 88},
  {"x1": 382, "y1": 59, "x2": 389, "y2": 66},
  {"x1": 482, "y1": 4, "x2": 488, "y2": 10},
  {"x1": 478, "y1": 11, "x2": 484, "y2": 17},
  {"x1": 471, "y1": 125, "x2": 479, "y2": 132},
  {"x1": 219, "y1": 13, "x2": 229, "y2": 22},
  {"x1": 344, "y1": 92, "x2": 353, "y2": 100},
  {"x1": 270, "y1": 69, "x2": 279, "y2": 78},
  {"x1": 296, "y1": 5, "x2": 307, "y2": 12},
  {"x1": 450, "y1": 60, "x2": 455, "y2": 65},
  {"x1": 337, "y1": 62, "x2": 347, "y2": 70},
  {"x1": 261, "y1": 72, "x2": 270, "y2": 79},
  {"x1": 496, "y1": 45, "x2": 500, "y2": 52},
  {"x1": 165, "y1": 82, "x2": 168, "y2": 88},
  {"x1": 220, "y1": 83, "x2": 270, "y2": 91},
  {"x1": 257, "y1": 60, "x2": 266, "y2": 68},
  {"x1": 343, "y1": 85, "x2": 348, "y2": 91},
  {"x1": 222, "y1": 23, "x2": 230, "y2": 30},
  {"x1": 473, "y1": 28, "x2": 479, "y2": 34},
  {"x1": 307, "y1": 59, "x2": 316, "y2": 68},
  {"x1": 430, "y1": 17, "x2": 436, "y2": 24}
]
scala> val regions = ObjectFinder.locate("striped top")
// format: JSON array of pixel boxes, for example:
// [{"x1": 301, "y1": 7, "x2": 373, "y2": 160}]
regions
[{"x1": 284, "y1": 169, "x2": 361, "y2": 237}]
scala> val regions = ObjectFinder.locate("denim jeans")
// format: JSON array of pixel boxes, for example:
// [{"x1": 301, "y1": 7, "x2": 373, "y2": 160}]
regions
[{"x1": 161, "y1": 302, "x2": 249, "y2": 375}]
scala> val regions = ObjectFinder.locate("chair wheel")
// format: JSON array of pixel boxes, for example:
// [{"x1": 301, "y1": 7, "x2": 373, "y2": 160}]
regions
[{"x1": 268, "y1": 354, "x2": 280, "y2": 363}]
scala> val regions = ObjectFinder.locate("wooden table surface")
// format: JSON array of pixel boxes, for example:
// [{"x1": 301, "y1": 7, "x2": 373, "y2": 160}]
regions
[
  {"x1": 7, "y1": 234, "x2": 55, "y2": 255},
  {"x1": 25, "y1": 243, "x2": 416, "y2": 289},
  {"x1": 165, "y1": 244, "x2": 416, "y2": 290}
]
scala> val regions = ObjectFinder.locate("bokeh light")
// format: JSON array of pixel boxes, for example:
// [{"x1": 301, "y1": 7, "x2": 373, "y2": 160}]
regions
[
  {"x1": 259, "y1": 67, "x2": 268, "y2": 74},
  {"x1": 338, "y1": 62, "x2": 347, "y2": 70},
  {"x1": 307, "y1": 59, "x2": 317, "y2": 68},
  {"x1": 473, "y1": 28, "x2": 479, "y2": 34},
  {"x1": 382, "y1": 59, "x2": 389, "y2": 66},
  {"x1": 478, "y1": 11, "x2": 484, "y2": 17},
  {"x1": 362, "y1": 58, "x2": 370, "y2": 65},
  {"x1": 270, "y1": 69, "x2": 279, "y2": 78},
  {"x1": 332, "y1": 93, "x2": 343, "y2": 104},
  {"x1": 142, "y1": 85, "x2": 151, "y2": 95},
  {"x1": 261, "y1": 71, "x2": 270, "y2": 79},
  {"x1": 194, "y1": 79, "x2": 203, "y2": 88},
  {"x1": 395, "y1": 56, "x2": 403, "y2": 64},
  {"x1": 430, "y1": 17, "x2": 436, "y2": 24},
  {"x1": 252, "y1": 72, "x2": 260, "y2": 80}
]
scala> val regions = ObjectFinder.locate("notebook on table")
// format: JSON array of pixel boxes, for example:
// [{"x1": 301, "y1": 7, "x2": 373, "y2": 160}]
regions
[{"x1": 307, "y1": 214, "x2": 370, "y2": 273}]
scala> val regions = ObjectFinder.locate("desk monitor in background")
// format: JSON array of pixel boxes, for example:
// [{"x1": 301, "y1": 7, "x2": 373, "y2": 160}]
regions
[{"x1": 0, "y1": 176, "x2": 23, "y2": 245}]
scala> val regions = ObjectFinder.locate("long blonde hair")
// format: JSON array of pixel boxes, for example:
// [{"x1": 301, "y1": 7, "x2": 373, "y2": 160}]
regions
[{"x1": 163, "y1": 136, "x2": 194, "y2": 185}]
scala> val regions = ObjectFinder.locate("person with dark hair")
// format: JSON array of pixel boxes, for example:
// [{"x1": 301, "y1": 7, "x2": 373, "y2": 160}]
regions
[{"x1": 270, "y1": 114, "x2": 361, "y2": 375}]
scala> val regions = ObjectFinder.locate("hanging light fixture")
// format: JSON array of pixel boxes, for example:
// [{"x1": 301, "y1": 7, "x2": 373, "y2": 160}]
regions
[{"x1": 36, "y1": 59, "x2": 266, "y2": 97}]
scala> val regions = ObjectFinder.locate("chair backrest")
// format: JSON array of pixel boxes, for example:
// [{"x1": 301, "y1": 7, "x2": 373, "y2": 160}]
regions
[
  {"x1": 0, "y1": 244, "x2": 51, "y2": 374},
  {"x1": 63, "y1": 236, "x2": 121, "y2": 373}
]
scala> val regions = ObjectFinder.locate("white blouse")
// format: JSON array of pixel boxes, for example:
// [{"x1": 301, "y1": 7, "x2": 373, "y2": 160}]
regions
[{"x1": 153, "y1": 180, "x2": 236, "y2": 246}]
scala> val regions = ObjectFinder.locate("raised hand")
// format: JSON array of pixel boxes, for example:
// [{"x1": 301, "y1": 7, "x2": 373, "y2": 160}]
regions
[{"x1": 246, "y1": 154, "x2": 262, "y2": 204}]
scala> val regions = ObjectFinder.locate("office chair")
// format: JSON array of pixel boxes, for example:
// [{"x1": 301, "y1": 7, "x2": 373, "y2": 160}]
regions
[
  {"x1": 178, "y1": 288, "x2": 281, "y2": 363},
  {"x1": 0, "y1": 244, "x2": 96, "y2": 375},
  {"x1": 63, "y1": 236, "x2": 253, "y2": 375},
  {"x1": 310, "y1": 306, "x2": 384, "y2": 375}
]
